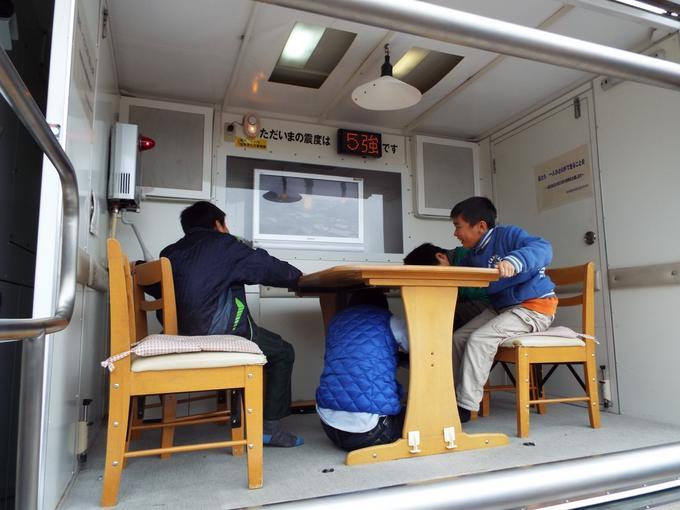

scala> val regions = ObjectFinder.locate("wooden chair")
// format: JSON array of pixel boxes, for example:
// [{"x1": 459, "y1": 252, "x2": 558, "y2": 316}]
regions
[
  {"x1": 481, "y1": 262, "x2": 601, "y2": 437},
  {"x1": 101, "y1": 239, "x2": 265, "y2": 506},
  {"x1": 127, "y1": 257, "x2": 243, "y2": 459}
]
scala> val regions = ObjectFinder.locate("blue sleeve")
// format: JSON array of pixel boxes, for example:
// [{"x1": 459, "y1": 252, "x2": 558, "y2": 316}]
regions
[{"x1": 501, "y1": 226, "x2": 553, "y2": 274}]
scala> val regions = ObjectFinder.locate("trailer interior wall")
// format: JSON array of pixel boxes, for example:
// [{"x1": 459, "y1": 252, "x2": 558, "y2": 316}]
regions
[
  {"x1": 593, "y1": 35, "x2": 680, "y2": 425},
  {"x1": 34, "y1": 0, "x2": 119, "y2": 508}
]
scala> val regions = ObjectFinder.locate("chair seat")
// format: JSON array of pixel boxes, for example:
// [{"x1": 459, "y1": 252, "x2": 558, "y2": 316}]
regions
[
  {"x1": 131, "y1": 352, "x2": 267, "y2": 372},
  {"x1": 500, "y1": 335, "x2": 585, "y2": 348}
]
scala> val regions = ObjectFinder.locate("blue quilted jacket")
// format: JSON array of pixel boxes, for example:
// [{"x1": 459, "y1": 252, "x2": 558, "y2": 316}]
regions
[{"x1": 316, "y1": 305, "x2": 402, "y2": 415}]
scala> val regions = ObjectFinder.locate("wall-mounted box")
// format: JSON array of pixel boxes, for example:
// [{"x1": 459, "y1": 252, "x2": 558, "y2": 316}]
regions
[{"x1": 414, "y1": 135, "x2": 479, "y2": 218}]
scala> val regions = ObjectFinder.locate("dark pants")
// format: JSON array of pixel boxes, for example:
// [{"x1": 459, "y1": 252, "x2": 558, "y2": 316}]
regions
[
  {"x1": 321, "y1": 408, "x2": 406, "y2": 452},
  {"x1": 251, "y1": 325, "x2": 294, "y2": 421},
  {"x1": 454, "y1": 299, "x2": 489, "y2": 330}
]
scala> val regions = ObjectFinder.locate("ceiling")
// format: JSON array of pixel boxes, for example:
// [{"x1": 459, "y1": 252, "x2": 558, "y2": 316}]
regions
[{"x1": 107, "y1": 0, "x2": 675, "y2": 140}]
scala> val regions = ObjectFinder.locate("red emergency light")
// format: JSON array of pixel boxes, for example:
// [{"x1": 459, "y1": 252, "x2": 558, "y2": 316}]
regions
[{"x1": 138, "y1": 134, "x2": 156, "y2": 152}]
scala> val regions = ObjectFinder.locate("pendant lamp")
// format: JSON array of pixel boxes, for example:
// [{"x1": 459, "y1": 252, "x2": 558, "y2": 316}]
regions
[{"x1": 352, "y1": 44, "x2": 422, "y2": 111}]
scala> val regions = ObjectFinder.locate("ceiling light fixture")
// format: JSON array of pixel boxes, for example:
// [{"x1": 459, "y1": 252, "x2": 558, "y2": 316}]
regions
[
  {"x1": 280, "y1": 22, "x2": 325, "y2": 68},
  {"x1": 612, "y1": 0, "x2": 667, "y2": 14},
  {"x1": 352, "y1": 44, "x2": 422, "y2": 111}
]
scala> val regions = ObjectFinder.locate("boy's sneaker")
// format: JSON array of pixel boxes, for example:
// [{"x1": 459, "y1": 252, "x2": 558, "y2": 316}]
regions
[
  {"x1": 457, "y1": 406, "x2": 471, "y2": 423},
  {"x1": 263, "y1": 419, "x2": 304, "y2": 447}
]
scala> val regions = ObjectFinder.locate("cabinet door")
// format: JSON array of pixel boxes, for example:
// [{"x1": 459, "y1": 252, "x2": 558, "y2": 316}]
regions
[{"x1": 414, "y1": 135, "x2": 479, "y2": 218}]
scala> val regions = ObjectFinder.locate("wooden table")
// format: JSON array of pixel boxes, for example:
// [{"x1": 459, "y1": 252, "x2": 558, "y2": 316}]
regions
[{"x1": 297, "y1": 264, "x2": 509, "y2": 465}]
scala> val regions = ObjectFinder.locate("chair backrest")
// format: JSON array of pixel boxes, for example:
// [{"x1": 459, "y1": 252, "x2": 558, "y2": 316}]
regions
[
  {"x1": 132, "y1": 256, "x2": 179, "y2": 337},
  {"x1": 107, "y1": 238, "x2": 179, "y2": 361},
  {"x1": 545, "y1": 262, "x2": 595, "y2": 338},
  {"x1": 107, "y1": 238, "x2": 138, "y2": 361}
]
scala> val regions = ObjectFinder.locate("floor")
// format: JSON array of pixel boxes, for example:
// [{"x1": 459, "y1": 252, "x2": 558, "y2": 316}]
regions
[{"x1": 60, "y1": 394, "x2": 680, "y2": 509}]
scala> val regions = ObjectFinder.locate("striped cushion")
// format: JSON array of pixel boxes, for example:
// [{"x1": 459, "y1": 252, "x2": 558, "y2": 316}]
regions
[{"x1": 101, "y1": 334, "x2": 265, "y2": 371}]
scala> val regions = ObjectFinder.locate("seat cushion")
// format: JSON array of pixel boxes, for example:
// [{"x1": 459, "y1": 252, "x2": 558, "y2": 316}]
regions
[
  {"x1": 500, "y1": 325, "x2": 589, "y2": 347},
  {"x1": 101, "y1": 334, "x2": 265, "y2": 371},
  {"x1": 131, "y1": 351, "x2": 267, "y2": 372},
  {"x1": 500, "y1": 335, "x2": 585, "y2": 347}
]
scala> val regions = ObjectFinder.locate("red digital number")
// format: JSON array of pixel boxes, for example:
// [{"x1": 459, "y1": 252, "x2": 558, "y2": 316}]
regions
[{"x1": 345, "y1": 132, "x2": 359, "y2": 151}]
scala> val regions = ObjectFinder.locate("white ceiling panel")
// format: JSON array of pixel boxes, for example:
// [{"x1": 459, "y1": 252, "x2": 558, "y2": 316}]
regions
[
  {"x1": 107, "y1": 0, "x2": 668, "y2": 139},
  {"x1": 109, "y1": 0, "x2": 252, "y2": 103},
  {"x1": 417, "y1": 6, "x2": 654, "y2": 138},
  {"x1": 227, "y1": 4, "x2": 390, "y2": 117}
]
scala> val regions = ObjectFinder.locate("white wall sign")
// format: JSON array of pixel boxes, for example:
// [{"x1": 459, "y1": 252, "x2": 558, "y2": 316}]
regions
[{"x1": 534, "y1": 144, "x2": 593, "y2": 212}]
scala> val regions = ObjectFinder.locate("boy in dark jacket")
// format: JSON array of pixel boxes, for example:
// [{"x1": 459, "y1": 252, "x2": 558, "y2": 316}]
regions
[
  {"x1": 160, "y1": 201, "x2": 303, "y2": 447},
  {"x1": 450, "y1": 197, "x2": 556, "y2": 423},
  {"x1": 403, "y1": 242, "x2": 489, "y2": 329}
]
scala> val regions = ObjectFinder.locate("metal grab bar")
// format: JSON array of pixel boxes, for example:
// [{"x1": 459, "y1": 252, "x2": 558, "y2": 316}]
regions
[
  {"x1": 257, "y1": 0, "x2": 680, "y2": 91},
  {"x1": 264, "y1": 442, "x2": 680, "y2": 509},
  {"x1": 0, "y1": 48, "x2": 79, "y2": 341}
]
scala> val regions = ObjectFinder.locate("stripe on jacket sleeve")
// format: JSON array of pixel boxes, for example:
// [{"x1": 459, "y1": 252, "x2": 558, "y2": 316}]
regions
[{"x1": 503, "y1": 255, "x2": 523, "y2": 273}]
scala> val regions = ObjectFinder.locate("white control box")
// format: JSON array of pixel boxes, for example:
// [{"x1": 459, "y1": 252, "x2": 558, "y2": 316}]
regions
[{"x1": 107, "y1": 122, "x2": 140, "y2": 210}]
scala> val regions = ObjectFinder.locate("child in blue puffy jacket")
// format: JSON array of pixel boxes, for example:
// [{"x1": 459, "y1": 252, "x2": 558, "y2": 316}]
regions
[
  {"x1": 316, "y1": 288, "x2": 408, "y2": 451},
  {"x1": 450, "y1": 197, "x2": 557, "y2": 423}
]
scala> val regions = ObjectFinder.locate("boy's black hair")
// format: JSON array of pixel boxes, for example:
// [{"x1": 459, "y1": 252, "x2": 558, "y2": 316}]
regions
[
  {"x1": 180, "y1": 201, "x2": 226, "y2": 233},
  {"x1": 403, "y1": 243, "x2": 447, "y2": 266},
  {"x1": 348, "y1": 288, "x2": 389, "y2": 310},
  {"x1": 450, "y1": 196, "x2": 497, "y2": 228}
]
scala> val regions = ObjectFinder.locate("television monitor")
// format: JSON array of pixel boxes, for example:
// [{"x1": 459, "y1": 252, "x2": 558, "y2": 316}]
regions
[{"x1": 253, "y1": 169, "x2": 364, "y2": 248}]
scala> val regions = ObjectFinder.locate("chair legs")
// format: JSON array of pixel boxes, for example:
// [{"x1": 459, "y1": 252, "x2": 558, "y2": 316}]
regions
[
  {"x1": 101, "y1": 385, "x2": 131, "y2": 507},
  {"x1": 160, "y1": 394, "x2": 177, "y2": 459},
  {"x1": 231, "y1": 389, "x2": 245, "y2": 456},
  {"x1": 515, "y1": 348, "x2": 531, "y2": 438},
  {"x1": 244, "y1": 368, "x2": 263, "y2": 489},
  {"x1": 584, "y1": 347, "x2": 601, "y2": 429},
  {"x1": 531, "y1": 365, "x2": 547, "y2": 415}
]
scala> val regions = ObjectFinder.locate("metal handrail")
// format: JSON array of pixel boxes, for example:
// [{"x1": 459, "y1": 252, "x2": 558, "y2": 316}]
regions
[
  {"x1": 0, "y1": 48, "x2": 79, "y2": 341},
  {"x1": 257, "y1": 0, "x2": 680, "y2": 91},
  {"x1": 264, "y1": 442, "x2": 680, "y2": 509}
]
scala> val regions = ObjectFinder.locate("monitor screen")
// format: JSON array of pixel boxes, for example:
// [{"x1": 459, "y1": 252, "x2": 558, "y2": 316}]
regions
[{"x1": 253, "y1": 169, "x2": 364, "y2": 247}]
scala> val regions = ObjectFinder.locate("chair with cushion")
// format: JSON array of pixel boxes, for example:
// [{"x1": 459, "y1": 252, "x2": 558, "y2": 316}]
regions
[
  {"x1": 481, "y1": 262, "x2": 601, "y2": 437},
  {"x1": 101, "y1": 238, "x2": 266, "y2": 506}
]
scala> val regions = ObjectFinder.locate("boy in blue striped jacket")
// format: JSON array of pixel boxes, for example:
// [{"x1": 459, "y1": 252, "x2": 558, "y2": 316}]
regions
[{"x1": 450, "y1": 197, "x2": 557, "y2": 423}]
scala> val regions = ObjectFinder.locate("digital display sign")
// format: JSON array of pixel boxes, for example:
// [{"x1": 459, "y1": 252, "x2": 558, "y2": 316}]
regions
[{"x1": 337, "y1": 128, "x2": 382, "y2": 158}]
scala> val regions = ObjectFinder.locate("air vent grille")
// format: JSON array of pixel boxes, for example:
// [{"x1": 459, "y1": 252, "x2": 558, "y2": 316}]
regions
[{"x1": 119, "y1": 172, "x2": 131, "y2": 195}]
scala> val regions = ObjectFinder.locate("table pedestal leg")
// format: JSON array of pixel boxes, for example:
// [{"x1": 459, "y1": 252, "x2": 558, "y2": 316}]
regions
[{"x1": 346, "y1": 285, "x2": 508, "y2": 465}]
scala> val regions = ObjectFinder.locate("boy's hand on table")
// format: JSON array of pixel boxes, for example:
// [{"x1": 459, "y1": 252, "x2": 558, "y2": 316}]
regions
[{"x1": 496, "y1": 260, "x2": 516, "y2": 278}]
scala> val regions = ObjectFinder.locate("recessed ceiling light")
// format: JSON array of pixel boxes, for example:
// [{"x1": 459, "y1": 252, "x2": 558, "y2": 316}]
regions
[
  {"x1": 280, "y1": 23, "x2": 325, "y2": 68},
  {"x1": 612, "y1": 0, "x2": 667, "y2": 15},
  {"x1": 393, "y1": 48, "x2": 430, "y2": 79}
]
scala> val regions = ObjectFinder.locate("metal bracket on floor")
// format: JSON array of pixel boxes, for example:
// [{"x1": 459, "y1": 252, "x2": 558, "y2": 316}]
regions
[
  {"x1": 444, "y1": 426, "x2": 457, "y2": 449},
  {"x1": 408, "y1": 430, "x2": 421, "y2": 453}
]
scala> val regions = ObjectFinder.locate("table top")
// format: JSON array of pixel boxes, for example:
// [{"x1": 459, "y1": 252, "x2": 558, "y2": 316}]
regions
[{"x1": 297, "y1": 264, "x2": 499, "y2": 291}]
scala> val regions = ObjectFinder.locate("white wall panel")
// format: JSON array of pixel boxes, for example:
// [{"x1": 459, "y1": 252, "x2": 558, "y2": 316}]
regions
[
  {"x1": 594, "y1": 35, "x2": 680, "y2": 425},
  {"x1": 40, "y1": 0, "x2": 119, "y2": 507}
]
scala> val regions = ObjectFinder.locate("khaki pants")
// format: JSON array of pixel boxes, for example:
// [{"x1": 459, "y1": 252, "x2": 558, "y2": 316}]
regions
[{"x1": 453, "y1": 306, "x2": 553, "y2": 411}]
